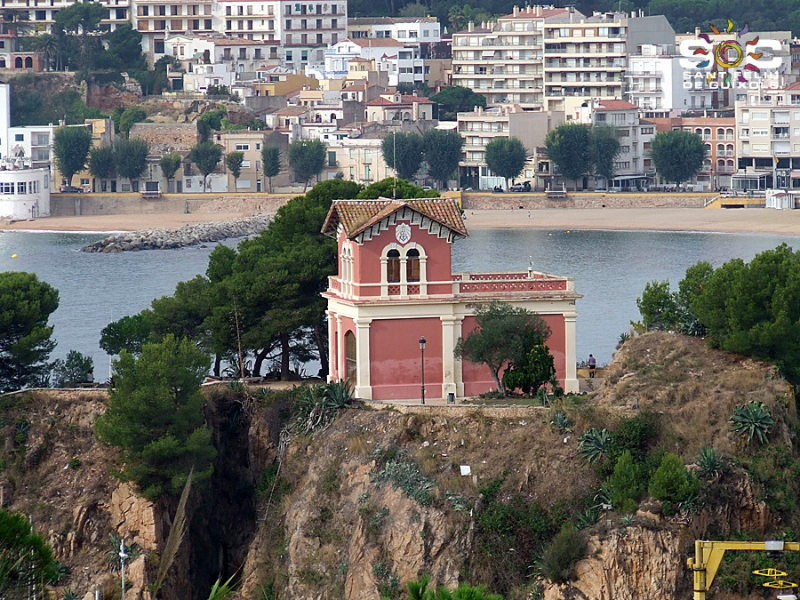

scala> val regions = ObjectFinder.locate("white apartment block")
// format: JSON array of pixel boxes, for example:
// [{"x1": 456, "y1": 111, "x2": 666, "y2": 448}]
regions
[
  {"x1": 575, "y1": 99, "x2": 655, "y2": 189},
  {"x1": 626, "y1": 44, "x2": 713, "y2": 118},
  {"x1": 452, "y1": 5, "x2": 673, "y2": 111},
  {"x1": 4, "y1": 0, "x2": 130, "y2": 34},
  {"x1": 347, "y1": 17, "x2": 441, "y2": 46},
  {"x1": 280, "y1": 0, "x2": 347, "y2": 73},
  {"x1": 164, "y1": 34, "x2": 270, "y2": 74},
  {"x1": 735, "y1": 82, "x2": 800, "y2": 191}
]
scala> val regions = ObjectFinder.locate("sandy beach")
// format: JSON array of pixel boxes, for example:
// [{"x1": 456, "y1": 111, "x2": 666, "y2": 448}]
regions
[{"x1": 4, "y1": 206, "x2": 800, "y2": 236}]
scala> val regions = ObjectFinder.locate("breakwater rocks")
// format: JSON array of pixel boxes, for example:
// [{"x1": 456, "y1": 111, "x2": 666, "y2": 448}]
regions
[{"x1": 81, "y1": 216, "x2": 272, "y2": 252}]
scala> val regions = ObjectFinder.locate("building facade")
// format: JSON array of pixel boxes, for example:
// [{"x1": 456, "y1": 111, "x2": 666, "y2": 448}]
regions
[
  {"x1": 322, "y1": 198, "x2": 580, "y2": 401},
  {"x1": 0, "y1": 166, "x2": 50, "y2": 220}
]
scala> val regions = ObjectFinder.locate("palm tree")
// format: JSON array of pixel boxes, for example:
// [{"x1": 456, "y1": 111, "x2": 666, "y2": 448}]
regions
[
  {"x1": 448, "y1": 6, "x2": 466, "y2": 32},
  {"x1": 32, "y1": 34, "x2": 57, "y2": 71}
]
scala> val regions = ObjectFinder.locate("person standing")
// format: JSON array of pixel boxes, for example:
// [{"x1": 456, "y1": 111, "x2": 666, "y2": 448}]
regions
[{"x1": 587, "y1": 354, "x2": 596, "y2": 378}]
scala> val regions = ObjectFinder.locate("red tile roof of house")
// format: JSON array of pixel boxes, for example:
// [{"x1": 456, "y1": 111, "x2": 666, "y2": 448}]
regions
[
  {"x1": 348, "y1": 38, "x2": 406, "y2": 48},
  {"x1": 365, "y1": 95, "x2": 434, "y2": 106},
  {"x1": 501, "y1": 7, "x2": 569, "y2": 19},
  {"x1": 322, "y1": 198, "x2": 468, "y2": 239},
  {"x1": 594, "y1": 100, "x2": 639, "y2": 111}
]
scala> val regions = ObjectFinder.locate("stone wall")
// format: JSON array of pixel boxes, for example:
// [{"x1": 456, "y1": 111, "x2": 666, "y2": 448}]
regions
[
  {"x1": 50, "y1": 193, "x2": 296, "y2": 216},
  {"x1": 462, "y1": 192, "x2": 713, "y2": 210},
  {"x1": 129, "y1": 122, "x2": 199, "y2": 156}
]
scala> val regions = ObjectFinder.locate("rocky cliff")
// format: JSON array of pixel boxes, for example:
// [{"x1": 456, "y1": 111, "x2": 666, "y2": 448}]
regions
[{"x1": 2, "y1": 332, "x2": 798, "y2": 600}]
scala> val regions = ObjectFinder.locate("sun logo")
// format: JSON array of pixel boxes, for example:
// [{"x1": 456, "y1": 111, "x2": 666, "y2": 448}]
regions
[{"x1": 692, "y1": 20, "x2": 762, "y2": 85}]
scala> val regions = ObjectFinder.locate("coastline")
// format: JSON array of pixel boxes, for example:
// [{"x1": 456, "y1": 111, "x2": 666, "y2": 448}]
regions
[{"x1": 5, "y1": 206, "x2": 800, "y2": 236}]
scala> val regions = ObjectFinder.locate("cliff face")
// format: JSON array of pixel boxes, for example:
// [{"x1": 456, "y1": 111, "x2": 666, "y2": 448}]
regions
[{"x1": 2, "y1": 332, "x2": 797, "y2": 600}]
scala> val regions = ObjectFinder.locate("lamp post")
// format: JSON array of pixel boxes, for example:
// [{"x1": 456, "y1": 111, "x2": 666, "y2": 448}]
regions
[
  {"x1": 119, "y1": 538, "x2": 129, "y2": 600},
  {"x1": 419, "y1": 336, "x2": 426, "y2": 405}
]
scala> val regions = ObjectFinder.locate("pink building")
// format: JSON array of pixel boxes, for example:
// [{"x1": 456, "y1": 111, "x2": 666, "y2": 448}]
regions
[{"x1": 322, "y1": 198, "x2": 580, "y2": 401}]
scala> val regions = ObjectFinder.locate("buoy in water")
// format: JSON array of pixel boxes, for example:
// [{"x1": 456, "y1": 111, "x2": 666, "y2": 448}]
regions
[{"x1": 11, "y1": 254, "x2": 17, "y2": 258}]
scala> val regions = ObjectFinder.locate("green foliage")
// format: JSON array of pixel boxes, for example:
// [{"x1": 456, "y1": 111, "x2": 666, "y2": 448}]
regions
[
  {"x1": 484, "y1": 137, "x2": 527, "y2": 185},
  {"x1": 381, "y1": 132, "x2": 425, "y2": 181},
  {"x1": 730, "y1": 401, "x2": 774, "y2": 445},
  {"x1": 10, "y1": 79, "x2": 103, "y2": 126},
  {"x1": 545, "y1": 123, "x2": 592, "y2": 184},
  {"x1": 105, "y1": 24, "x2": 145, "y2": 71},
  {"x1": 455, "y1": 300, "x2": 551, "y2": 394},
  {"x1": 68, "y1": 457, "x2": 81, "y2": 469},
  {"x1": 689, "y1": 244, "x2": 800, "y2": 383},
  {"x1": 422, "y1": 129, "x2": 463, "y2": 188},
  {"x1": 0, "y1": 510, "x2": 59, "y2": 596},
  {"x1": 371, "y1": 449, "x2": 435, "y2": 505},
  {"x1": 207, "y1": 574, "x2": 237, "y2": 600},
  {"x1": 288, "y1": 139, "x2": 326, "y2": 191},
  {"x1": 648, "y1": 453, "x2": 700, "y2": 503},
  {"x1": 577, "y1": 428, "x2": 612, "y2": 465},
  {"x1": 696, "y1": 447, "x2": 724, "y2": 478},
  {"x1": 89, "y1": 145, "x2": 117, "y2": 181},
  {"x1": 119, "y1": 106, "x2": 147, "y2": 137},
  {"x1": 0, "y1": 271, "x2": 59, "y2": 393},
  {"x1": 292, "y1": 380, "x2": 354, "y2": 434},
  {"x1": 649, "y1": 130, "x2": 707, "y2": 184},
  {"x1": 54, "y1": 125, "x2": 92, "y2": 186},
  {"x1": 429, "y1": 85, "x2": 486, "y2": 121},
  {"x1": 225, "y1": 150, "x2": 245, "y2": 181},
  {"x1": 51, "y1": 350, "x2": 94, "y2": 387},
  {"x1": 100, "y1": 313, "x2": 153, "y2": 355},
  {"x1": 541, "y1": 527, "x2": 587, "y2": 583},
  {"x1": 95, "y1": 335, "x2": 217, "y2": 499},
  {"x1": 54, "y1": 1, "x2": 105, "y2": 69},
  {"x1": 502, "y1": 343, "x2": 556, "y2": 396},
  {"x1": 590, "y1": 126, "x2": 621, "y2": 186},
  {"x1": 636, "y1": 280, "x2": 679, "y2": 331},
  {"x1": 608, "y1": 451, "x2": 641, "y2": 513},
  {"x1": 115, "y1": 137, "x2": 149, "y2": 182},
  {"x1": 549, "y1": 411, "x2": 574, "y2": 433},
  {"x1": 189, "y1": 141, "x2": 223, "y2": 191},
  {"x1": 261, "y1": 146, "x2": 281, "y2": 192},
  {"x1": 206, "y1": 84, "x2": 231, "y2": 97},
  {"x1": 159, "y1": 152, "x2": 183, "y2": 184},
  {"x1": 357, "y1": 178, "x2": 438, "y2": 200}
]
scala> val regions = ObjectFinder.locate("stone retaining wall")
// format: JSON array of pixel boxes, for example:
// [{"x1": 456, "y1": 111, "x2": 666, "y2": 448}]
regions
[
  {"x1": 50, "y1": 193, "x2": 296, "y2": 217},
  {"x1": 462, "y1": 192, "x2": 713, "y2": 210},
  {"x1": 362, "y1": 400, "x2": 547, "y2": 418}
]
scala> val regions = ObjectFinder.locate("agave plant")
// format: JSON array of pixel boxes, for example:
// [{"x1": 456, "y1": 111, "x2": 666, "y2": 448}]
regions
[
  {"x1": 696, "y1": 447, "x2": 723, "y2": 478},
  {"x1": 577, "y1": 428, "x2": 612, "y2": 465},
  {"x1": 549, "y1": 411, "x2": 574, "y2": 433},
  {"x1": 575, "y1": 508, "x2": 598, "y2": 530},
  {"x1": 730, "y1": 401, "x2": 774, "y2": 444},
  {"x1": 62, "y1": 590, "x2": 78, "y2": 600},
  {"x1": 325, "y1": 378, "x2": 354, "y2": 407}
]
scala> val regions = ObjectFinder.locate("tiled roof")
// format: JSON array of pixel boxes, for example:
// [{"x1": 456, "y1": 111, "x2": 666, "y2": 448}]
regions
[
  {"x1": 594, "y1": 100, "x2": 639, "y2": 111},
  {"x1": 500, "y1": 7, "x2": 570, "y2": 19},
  {"x1": 348, "y1": 37, "x2": 406, "y2": 47},
  {"x1": 322, "y1": 198, "x2": 468, "y2": 239},
  {"x1": 365, "y1": 95, "x2": 434, "y2": 106}
]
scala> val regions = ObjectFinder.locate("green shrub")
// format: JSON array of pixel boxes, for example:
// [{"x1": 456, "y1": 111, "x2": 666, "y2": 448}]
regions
[
  {"x1": 577, "y1": 428, "x2": 612, "y2": 465},
  {"x1": 730, "y1": 401, "x2": 774, "y2": 444},
  {"x1": 648, "y1": 453, "x2": 700, "y2": 503},
  {"x1": 608, "y1": 450, "x2": 641, "y2": 513},
  {"x1": 542, "y1": 527, "x2": 588, "y2": 583},
  {"x1": 68, "y1": 458, "x2": 81, "y2": 470},
  {"x1": 697, "y1": 447, "x2": 724, "y2": 478}
]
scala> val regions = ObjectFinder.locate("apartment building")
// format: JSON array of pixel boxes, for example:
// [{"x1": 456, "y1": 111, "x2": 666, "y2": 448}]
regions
[
  {"x1": 625, "y1": 44, "x2": 713, "y2": 117},
  {"x1": 281, "y1": 0, "x2": 347, "y2": 73},
  {"x1": 575, "y1": 99, "x2": 655, "y2": 189},
  {"x1": 365, "y1": 93, "x2": 434, "y2": 123},
  {"x1": 219, "y1": 130, "x2": 268, "y2": 191},
  {"x1": 165, "y1": 33, "x2": 270, "y2": 73},
  {"x1": 457, "y1": 104, "x2": 564, "y2": 190},
  {"x1": 452, "y1": 5, "x2": 673, "y2": 112},
  {"x1": 214, "y1": 0, "x2": 280, "y2": 42},
  {"x1": 734, "y1": 82, "x2": 800, "y2": 191},
  {"x1": 322, "y1": 134, "x2": 388, "y2": 184},
  {"x1": 653, "y1": 115, "x2": 736, "y2": 190},
  {"x1": 347, "y1": 17, "x2": 441, "y2": 46},
  {"x1": 131, "y1": 0, "x2": 214, "y2": 61},
  {"x1": 1, "y1": 0, "x2": 130, "y2": 35}
]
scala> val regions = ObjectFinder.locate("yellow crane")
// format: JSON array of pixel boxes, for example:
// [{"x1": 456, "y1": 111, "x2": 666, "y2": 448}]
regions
[{"x1": 688, "y1": 540, "x2": 800, "y2": 600}]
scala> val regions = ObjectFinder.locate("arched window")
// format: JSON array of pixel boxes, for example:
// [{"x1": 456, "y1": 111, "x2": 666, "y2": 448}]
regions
[
  {"x1": 717, "y1": 128, "x2": 725, "y2": 138},
  {"x1": 716, "y1": 143, "x2": 724, "y2": 154},
  {"x1": 406, "y1": 248, "x2": 420, "y2": 282},
  {"x1": 344, "y1": 331, "x2": 357, "y2": 382},
  {"x1": 0, "y1": 59, "x2": 5, "y2": 68},
  {"x1": 14, "y1": 57, "x2": 23, "y2": 68},
  {"x1": 695, "y1": 128, "x2": 702, "y2": 135},
  {"x1": 24, "y1": 57, "x2": 32, "y2": 68},
  {"x1": 387, "y1": 249, "x2": 400, "y2": 282},
  {"x1": 704, "y1": 128, "x2": 711, "y2": 138},
  {"x1": 717, "y1": 159, "x2": 725, "y2": 168}
]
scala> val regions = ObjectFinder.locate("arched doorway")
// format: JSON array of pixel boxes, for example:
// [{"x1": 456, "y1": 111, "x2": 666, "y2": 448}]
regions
[
  {"x1": 24, "y1": 57, "x2": 32, "y2": 68},
  {"x1": 15, "y1": 57, "x2": 23, "y2": 68},
  {"x1": 387, "y1": 249, "x2": 400, "y2": 282},
  {"x1": 344, "y1": 331, "x2": 357, "y2": 382}
]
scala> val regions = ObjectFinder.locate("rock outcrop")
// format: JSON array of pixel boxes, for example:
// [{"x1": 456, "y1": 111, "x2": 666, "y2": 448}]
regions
[{"x1": 80, "y1": 216, "x2": 271, "y2": 252}]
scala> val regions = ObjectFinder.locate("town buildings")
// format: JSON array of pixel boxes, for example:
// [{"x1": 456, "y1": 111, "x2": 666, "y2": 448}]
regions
[{"x1": 322, "y1": 197, "x2": 580, "y2": 400}]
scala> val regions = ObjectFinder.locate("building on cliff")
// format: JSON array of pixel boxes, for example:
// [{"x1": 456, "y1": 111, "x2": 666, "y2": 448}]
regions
[{"x1": 321, "y1": 197, "x2": 581, "y2": 401}]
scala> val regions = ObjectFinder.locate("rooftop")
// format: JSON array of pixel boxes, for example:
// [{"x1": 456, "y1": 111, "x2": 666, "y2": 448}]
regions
[
  {"x1": 594, "y1": 100, "x2": 639, "y2": 111},
  {"x1": 322, "y1": 198, "x2": 468, "y2": 240},
  {"x1": 347, "y1": 38, "x2": 406, "y2": 48}
]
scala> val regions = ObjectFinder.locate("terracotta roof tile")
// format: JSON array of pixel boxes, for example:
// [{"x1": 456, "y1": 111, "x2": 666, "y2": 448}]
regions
[
  {"x1": 348, "y1": 37, "x2": 406, "y2": 47},
  {"x1": 595, "y1": 99, "x2": 639, "y2": 111},
  {"x1": 322, "y1": 198, "x2": 468, "y2": 239}
]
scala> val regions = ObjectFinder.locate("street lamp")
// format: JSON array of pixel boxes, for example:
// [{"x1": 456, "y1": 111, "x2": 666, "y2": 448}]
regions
[
  {"x1": 419, "y1": 336, "x2": 426, "y2": 405},
  {"x1": 120, "y1": 538, "x2": 129, "y2": 600}
]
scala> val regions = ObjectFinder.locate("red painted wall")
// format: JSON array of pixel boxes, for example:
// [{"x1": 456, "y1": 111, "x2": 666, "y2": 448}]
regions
[
  {"x1": 369, "y1": 317, "x2": 443, "y2": 400},
  {"x1": 460, "y1": 313, "x2": 567, "y2": 396}
]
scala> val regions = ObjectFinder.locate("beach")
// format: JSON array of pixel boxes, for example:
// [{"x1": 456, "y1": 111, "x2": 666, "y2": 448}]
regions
[{"x1": 5, "y1": 206, "x2": 800, "y2": 235}]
